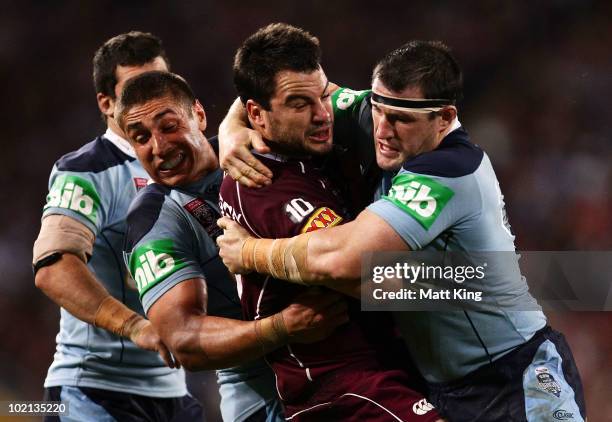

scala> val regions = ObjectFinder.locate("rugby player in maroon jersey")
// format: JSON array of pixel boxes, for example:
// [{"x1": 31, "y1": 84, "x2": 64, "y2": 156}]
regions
[{"x1": 219, "y1": 23, "x2": 443, "y2": 422}]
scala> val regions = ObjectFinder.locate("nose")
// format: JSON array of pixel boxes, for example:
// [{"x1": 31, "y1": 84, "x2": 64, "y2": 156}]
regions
[
  {"x1": 312, "y1": 99, "x2": 331, "y2": 124},
  {"x1": 150, "y1": 132, "x2": 171, "y2": 157},
  {"x1": 375, "y1": 114, "x2": 394, "y2": 140}
]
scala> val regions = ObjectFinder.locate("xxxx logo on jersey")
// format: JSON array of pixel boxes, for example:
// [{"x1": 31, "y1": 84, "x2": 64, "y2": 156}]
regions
[
  {"x1": 128, "y1": 239, "x2": 186, "y2": 297},
  {"x1": 301, "y1": 207, "x2": 343, "y2": 233},
  {"x1": 45, "y1": 174, "x2": 101, "y2": 224},
  {"x1": 384, "y1": 174, "x2": 454, "y2": 230}
]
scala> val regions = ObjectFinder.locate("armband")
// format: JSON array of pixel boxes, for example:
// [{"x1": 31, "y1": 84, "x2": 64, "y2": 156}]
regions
[{"x1": 33, "y1": 215, "x2": 94, "y2": 265}]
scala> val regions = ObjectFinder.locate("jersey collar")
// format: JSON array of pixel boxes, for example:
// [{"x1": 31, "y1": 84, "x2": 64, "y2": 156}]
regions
[{"x1": 104, "y1": 128, "x2": 136, "y2": 158}]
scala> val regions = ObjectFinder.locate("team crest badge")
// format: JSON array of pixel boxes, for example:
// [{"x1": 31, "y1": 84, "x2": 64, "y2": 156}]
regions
[
  {"x1": 184, "y1": 198, "x2": 222, "y2": 241},
  {"x1": 133, "y1": 177, "x2": 148, "y2": 191},
  {"x1": 301, "y1": 207, "x2": 343, "y2": 233},
  {"x1": 535, "y1": 366, "x2": 561, "y2": 397}
]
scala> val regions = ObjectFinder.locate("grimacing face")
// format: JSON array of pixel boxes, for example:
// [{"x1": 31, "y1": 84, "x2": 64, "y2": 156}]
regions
[
  {"x1": 255, "y1": 68, "x2": 333, "y2": 157},
  {"x1": 371, "y1": 77, "x2": 443, "y2": 171},
  {"x1": 121, "y1": 95, "x2": 216, "y2": 186}
]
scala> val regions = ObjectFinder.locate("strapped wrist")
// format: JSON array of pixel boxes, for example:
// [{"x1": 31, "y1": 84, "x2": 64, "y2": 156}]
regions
[{"x1": 93, "y1": 296, "x2": 143, "y2": 338}]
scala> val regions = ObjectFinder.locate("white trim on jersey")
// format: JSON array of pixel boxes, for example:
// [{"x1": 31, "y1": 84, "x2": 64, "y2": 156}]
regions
[
  {"x1": 104, "y1": 128, "x2": 136, "y2": 158},
  {"x1": 286, "y1": 401, "x2": 333, "y2": 420},
  {"x1": 235, "y1": 181, "x2": 264, "y2": 238}
]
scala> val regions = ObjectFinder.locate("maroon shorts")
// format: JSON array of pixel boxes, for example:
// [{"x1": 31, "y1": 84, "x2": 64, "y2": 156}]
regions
[{"x1": 284, "y1": 368, "x2": 440, "y2": 422}]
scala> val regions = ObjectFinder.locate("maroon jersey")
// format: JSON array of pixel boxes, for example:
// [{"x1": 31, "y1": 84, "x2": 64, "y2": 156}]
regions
[{"x1": 220, "y1": 154, "x2": 439, "y2": 421}]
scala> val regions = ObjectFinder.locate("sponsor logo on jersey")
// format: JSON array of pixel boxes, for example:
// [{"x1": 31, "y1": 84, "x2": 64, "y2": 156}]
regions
[
  {"x1": 129, "y1": 239, "x2": 186, "y2": 296},
  {"x1": 133, "y1": 177, "x2": 148, "y2": 191},
  {"x1": 412, "y1": 398, "x2": 435, "y2": 415},
  {"x1": 535, "y1": 366, "x2": 562, "y2": 397},
  {"x1": 184, "y1": 198, "x2": 222, "y2": 242},
  {"x1": 383, "y1": 174, "x2": 454, "y2": 230},
  {"x1": 553, "y1": 409, "x2": 574, "y2": 420},
  {"x1": 45, "y1": 174, "x2": 101, "y2": 224},
  {"x1": 334, "y1": 88, "x2": 370, "y2": 111},
  {"x1": 301, "y1": 207, "x2": 343, "y2": 233}
]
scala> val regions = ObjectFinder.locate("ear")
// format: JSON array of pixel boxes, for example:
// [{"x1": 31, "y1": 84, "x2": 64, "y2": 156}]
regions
[
  {"x1": 245, "y1": 99, "x2": 266, "y2": 130},
  {"x1": 97, "y1": 92, "x2": 115, "y2": 118},
  {"x1": 437, "y1": 106, "x2": 457, "y2": 132},
  {"x1": 194, "y1": 100, "x2": 207, "y2": 132}
]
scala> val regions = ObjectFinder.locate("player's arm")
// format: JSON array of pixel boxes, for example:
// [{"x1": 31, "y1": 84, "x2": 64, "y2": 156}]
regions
[
  {"x1": 219, "y1": 83, "x2": 341, "y2": 187},
  {"x1": 147, "y1": 278, "x2": 348, "y2": 371},
  {"x1": 33, "y1": 215, "x2": 175, "y2": 367},
  {"x1": 218, "y1": 97, "x2": 273, "y2": 187},
  {"x1": 217, "y1": 210, "x2": 409, "y2": 298}
]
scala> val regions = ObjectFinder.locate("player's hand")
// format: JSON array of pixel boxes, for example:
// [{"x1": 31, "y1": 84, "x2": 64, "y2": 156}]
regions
[
  {"x1": 217, "y1": 217, "x2": 251, "y2": 274},
  {"x1": 129, "y1": 319, "x2": 180, "y2": 369},
  {"x1": 219, "y1": 126, "x2": 273, "y2": 188},
  {"x1": 281, "y1": 288, "x2": 349, "y2": 344}
]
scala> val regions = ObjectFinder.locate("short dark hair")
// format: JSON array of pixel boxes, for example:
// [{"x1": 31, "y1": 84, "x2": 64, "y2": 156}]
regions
[
  {"x1": 373, "y1": 41, "x2": 463, "y2": 103},
  {"x1": 233, "y1": 23, "x2": 321, "y2": 109},
  {"x1": 93, "y1": 31, "x2": 169, "y2": 98},
  {"x1": 116, "y1": 71, "x2": 195, "y2": 130}
]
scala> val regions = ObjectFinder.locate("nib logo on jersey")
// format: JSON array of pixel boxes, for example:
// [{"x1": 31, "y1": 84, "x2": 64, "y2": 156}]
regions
[
  {"x1": 384, "y1": 174, "x2": 454, "y2": 230},
  {"x1": 128, "y1": 239, "x2": 186, "y2": 296},
  {"x1": 45, "y1": 175, "x2": 101, "y2": 224}
]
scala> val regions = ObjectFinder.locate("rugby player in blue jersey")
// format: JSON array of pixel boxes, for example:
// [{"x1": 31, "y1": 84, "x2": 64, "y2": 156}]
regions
[
  {"x1": 32, "y1": 32, "x2": 206, "y2": 421},
  {"x1": 217, "y1": 41, "x2": 586, "y2": 421},
  {"x1": 115, "y1": 71, "x2": 348, "y2": 421}
]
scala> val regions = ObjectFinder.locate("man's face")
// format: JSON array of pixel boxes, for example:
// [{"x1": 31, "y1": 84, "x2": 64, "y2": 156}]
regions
[
  {"x1": 122, "y1": 95, "x2": 214, "y2": 186},
  {"x1": 371, "y1": 77, "x2": 441, "y2": 171},
  {"x1": 258, "y1": 68, "x2": 333, "y2": 156},
  {"x1": 97, "y1": 56, "x2": 169, "y2": 133}
]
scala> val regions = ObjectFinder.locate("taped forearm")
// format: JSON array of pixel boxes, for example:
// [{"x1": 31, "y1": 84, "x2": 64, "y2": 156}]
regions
[
  {"x1": 241, "y1": 232, "x2": 316, "y2": 284},
  {"x1": 93, "y1": 296, "x2": 145, "y2": 340}
]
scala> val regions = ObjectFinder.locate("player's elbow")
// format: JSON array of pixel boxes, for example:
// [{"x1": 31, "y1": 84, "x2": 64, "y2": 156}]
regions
[
  {"x1": 168, "y1": 331, "x2": 201, "y2": 370},
  {"x1": 168, "y1": 330, "x2": 217, "y2": 371},
  {"x1": 312, "y1": 252, "x2": 359, "y2": 281},
  {"x1": 34, "y1": 267, "x2": 54, "y2": 293}
]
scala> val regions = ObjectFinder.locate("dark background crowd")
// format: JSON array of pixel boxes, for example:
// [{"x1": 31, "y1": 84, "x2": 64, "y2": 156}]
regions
[{"x1": 1, "y1": 1, "x2": 610, "y2": 420}]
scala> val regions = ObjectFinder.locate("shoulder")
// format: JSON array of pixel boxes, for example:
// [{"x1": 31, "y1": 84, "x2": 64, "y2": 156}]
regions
[
  {"x1": 125, "y1": 183, "x2": 172, "y2": 251},
  {"x1": 56, "y1": 136, "x2": 135, "y2": 173},
  {"x1": 402, "y1": 128, "x2": 484, "y2": 178}
]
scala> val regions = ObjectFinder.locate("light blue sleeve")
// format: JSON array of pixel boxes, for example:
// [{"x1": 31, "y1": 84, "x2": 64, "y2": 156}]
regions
[
  {"x1": 367, "y1": 169, "x2": 481, "y2": 249},
  {"x1": 125, "y1": 199, "x2": 204, "y2": 314},
  {"x1": 42, "y1": 165, "x2": 109, "y2": 235}
]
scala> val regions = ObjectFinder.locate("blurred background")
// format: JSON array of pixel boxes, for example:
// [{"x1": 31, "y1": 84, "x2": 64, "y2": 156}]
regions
[{"x1": 1, "y1": 0, "x2": 610, "y2": 420}]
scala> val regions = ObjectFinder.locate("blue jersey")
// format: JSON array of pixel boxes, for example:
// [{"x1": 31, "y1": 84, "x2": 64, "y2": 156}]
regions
[
  {"x1": 331, "y1": 88, "x2": 547, "y2": 383},
  {"x1": 41, "y1": 129, "x2": 186, "y2": 397},
  {"x1": 124, "y1": 169, "x2": 280, "y2": 422},
  {"x1": 367, "y1": 125, "x2": 547, "y2": 383}
]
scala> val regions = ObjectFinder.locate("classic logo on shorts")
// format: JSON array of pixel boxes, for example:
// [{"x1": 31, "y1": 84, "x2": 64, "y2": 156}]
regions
[
  {"x1": 383, "y1": 174, "x2": 454, "y2": 230},
  {"x1": 301, "y1": 207, "x2": 343, "y2": 233},
  {"x1": 45, "y1": 175, "x2": 101, "y2": 224},
  {"x1": 535, "y1": 366, "x2": 562, "y2": 397},
  {"x1": 552, "y1": 409, "x2": 574, "y2": 420},
  {"x1": 412, "y1": 398, "x2": 435, "y2": 415},
  {"x1": 129, "y1": 239, "x2": 186, "y2": 297}
]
